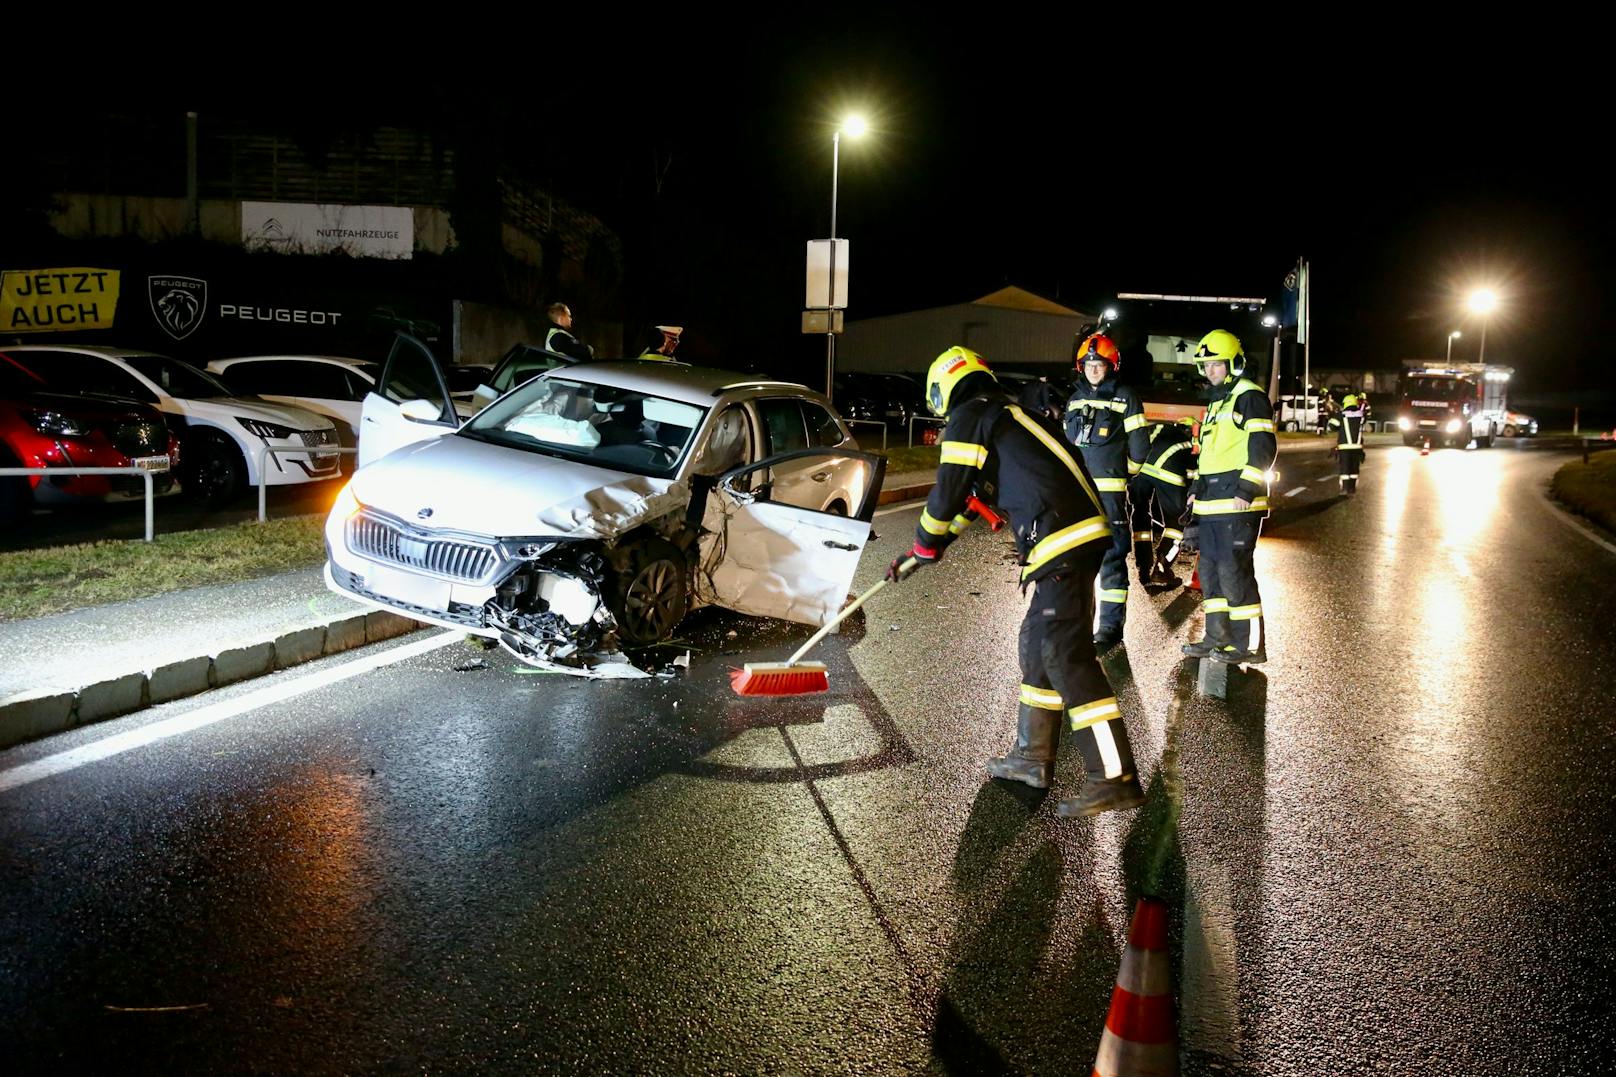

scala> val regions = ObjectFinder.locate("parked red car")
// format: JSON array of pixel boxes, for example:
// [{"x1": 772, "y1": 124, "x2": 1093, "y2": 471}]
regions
[{"x1": 0, "y1": 350, "x2": 181, "y2": 524}]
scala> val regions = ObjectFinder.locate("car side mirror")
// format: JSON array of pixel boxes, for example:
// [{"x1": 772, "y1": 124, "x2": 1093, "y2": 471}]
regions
[{"x1": 400, "y1": 398, "x2": 443, "y2": 423}]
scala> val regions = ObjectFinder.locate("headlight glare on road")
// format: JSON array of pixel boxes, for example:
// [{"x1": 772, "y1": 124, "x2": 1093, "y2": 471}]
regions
[
  {"x1": 1445, "y1": 419, "x2": 1462, "y2": 433},
  {"x1": 1397, "y1": 417, "x2": 1411, "y2": 431}
]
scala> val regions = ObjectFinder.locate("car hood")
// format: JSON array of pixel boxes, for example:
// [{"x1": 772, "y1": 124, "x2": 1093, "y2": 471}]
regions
[
  {"x1": 16, "y1": 391, "x2": 159, "y2": 423},
  {"x1": 350, "y1": 433, "x2": 689, "y2": 541},
  {"x1": 180, "y1": 395, "x2": 336, "y2": 430}
]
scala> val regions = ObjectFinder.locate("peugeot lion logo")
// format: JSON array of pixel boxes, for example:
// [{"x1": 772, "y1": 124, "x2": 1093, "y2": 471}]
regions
[
  {"x1": 417, "y1": 507, "x2": 434, "y2": 519},
  {"x1": 147, "y1": 275, "x2": 208, "y2": 341}
]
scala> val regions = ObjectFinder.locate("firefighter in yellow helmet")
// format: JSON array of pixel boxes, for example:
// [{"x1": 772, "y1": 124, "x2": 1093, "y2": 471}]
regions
[
  {"x1": 1064, "y1": 333, "x2": 1150, "y2": 649},
  {"x1": 1182, "y1": 330, "x2": 1277, "y2": 664},
  {"x1": 1329, "y1": 392, "x2": 1366, "y2": 494},
  {"x1": 886, "y1": 346, "x2": 1146, "y2": 817}
]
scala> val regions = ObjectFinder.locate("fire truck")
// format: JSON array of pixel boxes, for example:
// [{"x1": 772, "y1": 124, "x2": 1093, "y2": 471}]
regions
[{"x1": 1397, "y1": 361, "x2": 1512, "y2": 448}]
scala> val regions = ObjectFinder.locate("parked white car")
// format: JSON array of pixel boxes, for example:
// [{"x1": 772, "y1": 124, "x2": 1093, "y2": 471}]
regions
[
  {"x1": 1277, "y1": 392, "x2": 1321, "y2": 431},
  {"x1": 7, "y1": 345, "x2": 340, "y2": 504},
  {"x1": 325, "y1": 335, "x2": 882, "y2": 677},
  {"x1": 207, "y1": 355, "x2": 378, "y2": 446}
]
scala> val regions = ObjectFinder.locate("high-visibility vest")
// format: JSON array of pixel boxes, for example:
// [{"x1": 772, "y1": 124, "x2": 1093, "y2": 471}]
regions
[{"x1": 1197, "y1": 379, "x2": 1268, "y2": 475}]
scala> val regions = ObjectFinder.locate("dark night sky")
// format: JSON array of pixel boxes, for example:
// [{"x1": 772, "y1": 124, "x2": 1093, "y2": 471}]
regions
[{"x1": 13, "y1": 28, "x2": 1610, "y2": 415}]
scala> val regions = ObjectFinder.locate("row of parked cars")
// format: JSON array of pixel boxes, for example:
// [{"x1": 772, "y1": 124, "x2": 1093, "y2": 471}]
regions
[{"x1": 0, "y1": 340, "x2": 600, "y2": 524}]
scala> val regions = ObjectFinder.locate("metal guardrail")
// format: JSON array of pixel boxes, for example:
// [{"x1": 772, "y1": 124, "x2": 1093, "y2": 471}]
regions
[
  {"x1": 257, "y1": 445, "x2": 359, "y2": 523},
  {"x1": 1, "y1": 466, "x2": 158, "y2": 542},
  {"x1": 908, "y1": 415, "x2": 947, "y2": 448},
  {"x1": 844, "y1": 419, "x2": 888, "y2": 453}
]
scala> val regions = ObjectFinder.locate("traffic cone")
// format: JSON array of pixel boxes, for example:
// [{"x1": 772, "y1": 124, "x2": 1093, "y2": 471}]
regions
[
  {"x1": 1188, "y1": 568, "x2": 1200, "y2": 593},
  {"x1": 1419, "y1": 437, "x2": 1430, "y2": 457},
  {"x1": 1093, "y1": 897, "x2": 1178, "y2": 1077}
]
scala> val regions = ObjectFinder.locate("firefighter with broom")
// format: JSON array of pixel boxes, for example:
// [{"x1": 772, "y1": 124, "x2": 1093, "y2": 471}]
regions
[{"x1": 887, "y1": 346, "x2": 1147, "y2": 817}]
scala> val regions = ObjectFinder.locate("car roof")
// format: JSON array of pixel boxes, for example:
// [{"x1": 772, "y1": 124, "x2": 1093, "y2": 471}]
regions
[
  {"x1": 544, "y1": 360, "x2": 812, "y2": 406},
  {"x1": 4, "y1": 344, "x2": 168, "y2": 360},
  {"x1": 212, "y1": 354, "x2": 375, "y2": 369}
]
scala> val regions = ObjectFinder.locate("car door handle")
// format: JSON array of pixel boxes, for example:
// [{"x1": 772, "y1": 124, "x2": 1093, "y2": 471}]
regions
[
  {"x1": 812, "y1": 470, "x2": 831, "y2": 482},
  {"x1": 823, "y1": 540, "x2": 858, "y2": 551}
]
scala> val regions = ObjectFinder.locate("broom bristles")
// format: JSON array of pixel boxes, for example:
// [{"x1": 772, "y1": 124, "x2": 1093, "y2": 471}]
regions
[{"x1": 729, "y1": 661, "x2": 829, "y2": 696}]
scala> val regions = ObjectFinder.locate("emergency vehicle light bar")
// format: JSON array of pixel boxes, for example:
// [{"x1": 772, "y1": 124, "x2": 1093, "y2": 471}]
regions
[{"x1": 1116, "y1": 293, "x2": 1268, "y2": 305}]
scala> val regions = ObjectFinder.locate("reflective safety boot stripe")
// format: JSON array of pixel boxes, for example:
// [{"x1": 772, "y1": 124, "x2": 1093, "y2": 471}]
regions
[
  {"x1": 1021, "y1": 514, "x2": 1111, "y2": 580},
  {"x1": 1229, "y1": 603, "x2": 1263, "y2": 620},
  {"x1": 1094, "y1": 477, "x2": 1129, "y2": 492},
  {"x1": 1019, "y1": 684, "x2": 1064, "y2": 710},
  {"x1": 1162, "y1": 528, "x2": 1183, "y2": 540},
  {"x1": 1069, "y1": 696, "x2": 1122, "y2": 730},
  {"x1": 1193, "y1": 496, "x2": 1271, "y2": 515},
  {"x1": 1132, "y1": 531, "x2": 1154, "y2": 542},
  {"x1": 1239, "y1": 465, "x2": 1268, "y2": 485},
  {"x1": 1202, "y1": 598, "x2": 1229, "y2": 613},
  {"x1": 939, "y1": 441, "x2": 988, "y2": 468},
  {"x1": 1006, "y1": 405, "x2": 1104, "y2": 509},
  {"x1": 1091, "y1": 718, "x2": 1124, "y2": 779},
  {"x1": 1098, "y1": 588, "x2": 1129, "y2": 605},
  {"x1": 1127, "y1": 459, "x2": 1142, "y2": 474},
  {"x1": 1124, "y1": 413, "x2": 1149, "y2": 432},
  {"x1": 1245, "y1": 418, "x2": 1276, "y2": 433},
  {"x1": 948, "y1": 514, "x2": 973, "y2": 535},
  {"x1": 1340, "y1": 472, "x2": 1359, "y2": 479},
  {"x1": 920, "y1": 508, "x2": 952, "y2": 535}
]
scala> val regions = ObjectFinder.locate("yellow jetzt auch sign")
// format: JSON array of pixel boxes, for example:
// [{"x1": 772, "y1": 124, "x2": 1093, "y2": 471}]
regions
[{"x1": 1, "y1": 267, "x2": 120, "y2": 332}]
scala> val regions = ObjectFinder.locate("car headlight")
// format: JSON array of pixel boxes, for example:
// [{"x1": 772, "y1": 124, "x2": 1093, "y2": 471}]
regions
[
  {"x1": 331, "y1": 482, "x2": 362, "y2": 519},
  {"x1": 25, "y1": 409, "x2": 92, "y2": 437},
  {"x1": 1397, "y1": 417, "x2": 1411, "y2": 431},
  {"x1": 239, "y1": 417, "x2": 297, "y2": 439},
  {"x1": 1445, "y1": 419, "x2": 1462, "y2": 433}
]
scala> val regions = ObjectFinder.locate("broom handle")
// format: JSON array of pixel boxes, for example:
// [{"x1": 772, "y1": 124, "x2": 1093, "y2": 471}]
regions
[{"x1": 785, "y1": 560, "x2": 911, "y2": 665}]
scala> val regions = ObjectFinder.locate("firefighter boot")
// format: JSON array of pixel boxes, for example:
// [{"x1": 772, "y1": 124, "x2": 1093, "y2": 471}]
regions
[
  {"x1": 1210, "y1": 616, "x2": 1267, "y2": 665},
  {"x1": 1055, "y1": 717, "x2": 1145, "y2": 818},
  {"x1": 985, "y1": 705, "x2": 1059, "y2": 789}
]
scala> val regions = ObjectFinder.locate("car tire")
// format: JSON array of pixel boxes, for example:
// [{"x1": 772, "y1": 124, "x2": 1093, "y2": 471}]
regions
[
  {"x1": 825, "y1": 499, "x2": 848, "y2": 516},
  {"x1": 1282, "y1": 420, "x2": 1298, "y2": 432},
  {"x1": 610, "y1": 536, "x2": 689, "y2": 646},
  {"x1": 183, "y1": 430, "x2": 246, "y2": 506},
  {"x1": 1503, "y1": 424, "x2": 1517, "y2": 438},
  {"x1": 0, "y1": 451, "x2": 30, "y2": 526}
]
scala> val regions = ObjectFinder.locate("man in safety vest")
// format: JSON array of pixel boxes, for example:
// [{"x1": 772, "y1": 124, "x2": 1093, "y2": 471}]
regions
[
  {"x1": 1063, "y1": 334, "x2": 1150, "y2": 650},
  {"x1": 886, "y1": 347, "x2": 1146, "y2": 817},
  {"x1": 637, "y1": 325, "x2": 683, "y2": 361},
  {"x1": 1130, "y1": 416, "x2": 1199, "y2": 588},
  {"x1": 543, "y1": 302, "x2": 595, "y2": 362},
  {"x1": 1181, "y1": 330, "x2": 1277, "y2": 664},
  {"x1": 1329, "y1": 393, "x2": 1366, "y2": 494}
]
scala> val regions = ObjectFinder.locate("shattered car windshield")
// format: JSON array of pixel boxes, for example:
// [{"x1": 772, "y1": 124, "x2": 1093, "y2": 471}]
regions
[{"x1": 459, "y1": 376, "x2": 708, "y2": 478}]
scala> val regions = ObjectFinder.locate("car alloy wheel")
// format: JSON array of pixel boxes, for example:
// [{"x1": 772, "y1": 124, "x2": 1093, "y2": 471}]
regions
[{"x1": 613, "y1": 538, "x2": 688, "y2": 645}]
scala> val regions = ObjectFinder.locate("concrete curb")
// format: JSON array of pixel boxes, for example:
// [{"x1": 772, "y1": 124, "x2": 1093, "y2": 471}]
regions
[{"x1": 0, "y1": 610, "x2": 425, "y2": 751}]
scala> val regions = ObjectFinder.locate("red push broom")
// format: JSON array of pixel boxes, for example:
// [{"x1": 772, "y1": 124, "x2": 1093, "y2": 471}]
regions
[{"x1": 729, "y1": 559, "x2": 914, "y2": 696}]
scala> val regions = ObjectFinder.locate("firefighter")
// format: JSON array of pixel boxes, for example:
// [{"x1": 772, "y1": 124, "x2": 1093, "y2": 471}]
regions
[
  {"x1": 887, "y1": 346, "x2": 1146, "y2": 817},
  {"x1": 1063, "y1": 334, "x2": 1150, "y2": 649},
  {"x1": 1329, "y1": 393, "x2": 1366, "y2": 494},
  {"x1": 1182, "y1": 330, "x2": 1277, "y2": 664},
  {"x1": 1130, "y1": 415, "x2": 1199, "y2": 588}
]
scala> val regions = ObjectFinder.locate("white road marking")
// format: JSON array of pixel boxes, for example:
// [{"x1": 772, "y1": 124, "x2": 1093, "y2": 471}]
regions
[
  {"x1": 1314, "y1": 475, "x2": 1335, "y2": 484},
  {"x1": 1283, "y1": 486, "x2": 1307, "y2": 498},
  {"x1": 875, "y1": 500, "x2": 926, "y2": 517},
  {"x1": 0, "y1": 631, "x2": 461, "y2": 795}
]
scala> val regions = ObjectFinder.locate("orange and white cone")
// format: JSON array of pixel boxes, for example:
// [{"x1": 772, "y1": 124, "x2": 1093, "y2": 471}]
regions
[
  {"x1": 1419, "y1": 437, "x2": 1430, "y2": 456},
  {"x1": 1188, "y1": 568, "x2": 1200, "y2": 593},
  {"x1": 1093, "y1": 897, "x2": 1177, "y2": 1077}
]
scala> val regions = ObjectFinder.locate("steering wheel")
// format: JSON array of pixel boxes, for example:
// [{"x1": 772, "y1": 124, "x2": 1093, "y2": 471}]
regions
[{"x1": 639, "y1": 440, "x2": 678, "y2": 462}]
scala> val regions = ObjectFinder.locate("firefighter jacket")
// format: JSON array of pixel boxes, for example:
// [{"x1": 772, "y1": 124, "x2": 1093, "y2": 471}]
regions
[
  {"x1": 1064, "y1": 376, "x2": 1150, "y2": 495},
  {"x1": 1139, "y1": 423, "x2": 1198, "y2": 488},
  {"x1": 1191, "y1": 378, "x2": 1277, "y2": 517},
  {"x1": 915, "y1": 391, "x2": 1110, "y2": 584},
  {"x1": 1328, "y1": 406, "x2": 1365, "y2": 449}
]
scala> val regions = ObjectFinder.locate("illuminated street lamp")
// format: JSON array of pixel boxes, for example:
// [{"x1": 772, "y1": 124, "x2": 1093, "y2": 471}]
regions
[
  {"x1": 824, "y1": 114, "x2": 868, "y2": 398},
  {"x1": 1467, "y1": 289, "x2": 1499, "y2": 364},
  {"x1": 1446, "y1": 330, "x2": 1461, "y2": 363}
]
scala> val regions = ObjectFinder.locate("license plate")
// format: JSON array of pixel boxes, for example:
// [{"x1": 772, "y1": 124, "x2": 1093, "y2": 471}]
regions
[
  {"x1": 1418, "y1": 420, "x2": 1437, "y2": 427},
  {"x1": 132, "y1": 455, "x2": 170, "y2": 473},
  {"x1": 366, "y1": 563, "x2": 451, "y2": 612}
]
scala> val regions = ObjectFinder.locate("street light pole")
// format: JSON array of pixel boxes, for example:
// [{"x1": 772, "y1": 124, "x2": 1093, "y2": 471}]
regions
[
  {"x1": 1447, "y1": 330, "x2": 1460, "y2": 363},
  {"x1": 826, "y1": 129, "x2": 839, "y2": 400},
  {"x1": 1478, "y1": 319, "x2": 1488, "y2": 365}
]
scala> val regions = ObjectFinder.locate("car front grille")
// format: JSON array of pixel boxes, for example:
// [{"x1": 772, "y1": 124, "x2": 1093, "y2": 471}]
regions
[
  {"x1": 110, "y1": 420, "x2": 166, "y2": 458},
  {"x1": 299, "y1": 429, "x2": 338, "y2": 448},
  {"x1": 347, "y1": 512, "x2": 498, "y2": 583}
]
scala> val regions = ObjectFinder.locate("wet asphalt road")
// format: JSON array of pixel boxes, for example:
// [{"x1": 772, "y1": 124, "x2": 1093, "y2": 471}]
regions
[{"x1": 3, "y1": 442, "x2": 1616, "y2": 1074}]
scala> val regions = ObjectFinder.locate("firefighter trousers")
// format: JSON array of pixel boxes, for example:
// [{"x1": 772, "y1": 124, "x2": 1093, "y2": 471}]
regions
[
  {"x1": 1130, "y1": 476, "x2": 1190, "y2": 576},
  {"x1": 1337, "y1": 448, "x2": 1363, "y2": 493},
  {"x1": 1196, "y1": 511, "x2": 1265, "y2": 653},
  {"x1": 1096, "y1": 489, "x2": 1132, "y2": 630},
  {"x1": 1017, "y1": 562, "x2": 1138, "y2": 783}
]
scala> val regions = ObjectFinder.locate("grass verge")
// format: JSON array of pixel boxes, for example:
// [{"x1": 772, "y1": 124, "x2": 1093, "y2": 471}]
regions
[
  {"x1": 1551, "y1": 449, "x2": 1616, "y2": 535},
  {"x1": 0, "y1": 515, "x2": 327, "y2": 623}
]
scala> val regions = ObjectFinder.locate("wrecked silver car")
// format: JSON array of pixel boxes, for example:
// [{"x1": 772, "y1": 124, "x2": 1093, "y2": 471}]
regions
[{"x1": 324, "y1": 338, "x2": 884, "y2": 677}]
